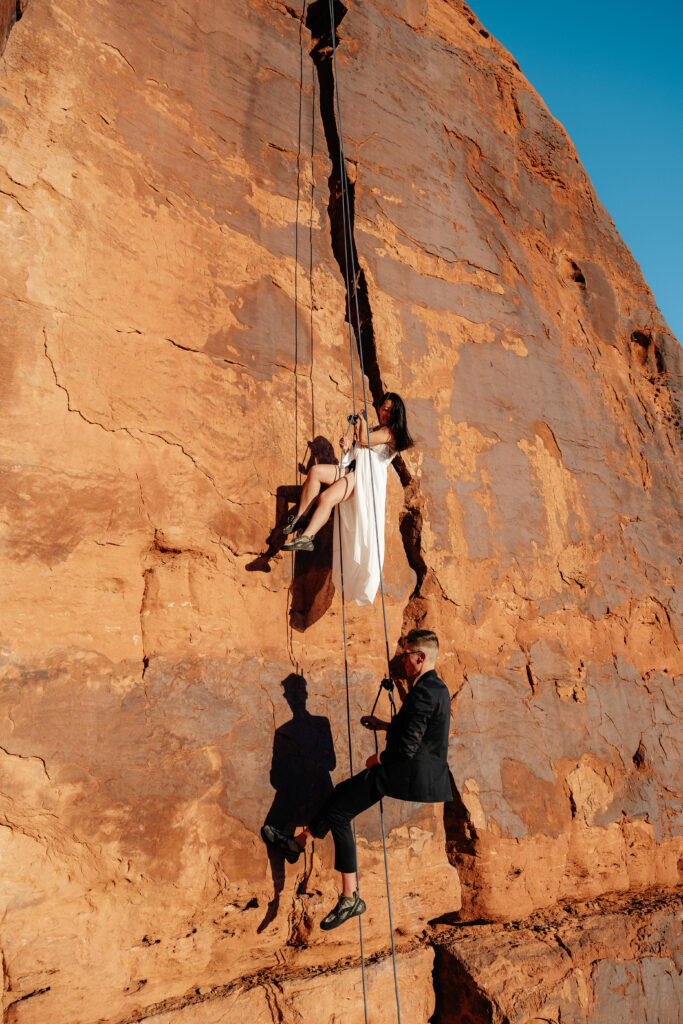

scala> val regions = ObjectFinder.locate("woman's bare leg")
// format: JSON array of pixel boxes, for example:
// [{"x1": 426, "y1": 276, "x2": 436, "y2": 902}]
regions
[
  {"x1": 305, "y1": 472, "x2": 356, "y2": 538},
  {"x1": 296, "y1": 464, "x2": 338, "y2": 518}
]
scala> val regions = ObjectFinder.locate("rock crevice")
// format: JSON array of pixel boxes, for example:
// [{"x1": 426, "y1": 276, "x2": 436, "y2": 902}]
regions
[{"x1": 306, "y1": 0, "x2": 431, "y2": 601}]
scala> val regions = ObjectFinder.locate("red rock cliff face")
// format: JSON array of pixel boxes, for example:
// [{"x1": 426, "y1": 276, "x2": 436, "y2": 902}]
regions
[{"x1": 0, "y1": 1, "x2": 681, "y2": 1022}]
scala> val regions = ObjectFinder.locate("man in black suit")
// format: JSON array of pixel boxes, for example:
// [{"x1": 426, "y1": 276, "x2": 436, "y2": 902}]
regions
[{"x1": 262, "y1": 629, "x2": 451, "y2": 930}]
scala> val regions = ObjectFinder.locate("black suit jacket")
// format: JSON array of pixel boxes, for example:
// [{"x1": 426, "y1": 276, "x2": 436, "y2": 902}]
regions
[{"x1": 375, "y1": 670, "x2": 452, "y2": 803}]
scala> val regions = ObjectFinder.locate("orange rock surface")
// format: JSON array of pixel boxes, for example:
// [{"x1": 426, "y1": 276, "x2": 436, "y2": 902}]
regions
[
  {"x1": 0, "y1": 0, "x2": 681, "y2": 1022},
  {"x1": 433, "y1": 888, "x2": 683, "y2": 1023}
]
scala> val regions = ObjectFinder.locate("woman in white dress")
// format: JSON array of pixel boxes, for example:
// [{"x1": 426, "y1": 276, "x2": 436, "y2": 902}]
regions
[{"x1": 282, "y1": 394, "x2": 413, "y2": 605}]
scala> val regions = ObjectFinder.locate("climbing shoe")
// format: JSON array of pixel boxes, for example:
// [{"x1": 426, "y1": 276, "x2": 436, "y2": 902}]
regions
[
  {"x1": 261, "y1": 824, "x2": 301, "y2": 864},
  {"x1": 282, "y1": 512, "x2": 303, "y2": 536},
  {"x1": 282, "y1": 534, "x2": 315, "y2": 552},
  {"x1": 320, "y1": 892, "x2": 366, "y2": 931}
]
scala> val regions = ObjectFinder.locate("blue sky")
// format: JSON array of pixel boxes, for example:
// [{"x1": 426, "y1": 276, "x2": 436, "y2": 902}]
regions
[{"x1": 472, "y1": 1, "x2": 682, "y2": 342}]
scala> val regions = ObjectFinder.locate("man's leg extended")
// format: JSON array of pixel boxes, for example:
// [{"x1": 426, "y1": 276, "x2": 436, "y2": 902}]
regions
[
  {"x1": 261, "y1": 769, "x2": 382, "y2": 929},
  {"x1": 306, "y1": 768, "x2": 382, "y2": 892},
  {"x1": 294, "y1": 769, "x2": 382, "y2": 929}
]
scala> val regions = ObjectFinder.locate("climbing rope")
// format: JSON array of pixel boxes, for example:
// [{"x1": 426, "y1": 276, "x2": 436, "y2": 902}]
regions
[
  {"x1": 326, "y1": 1, "x2": 402, "y2": 1020},
  {"x1": 337, "y1": 415, "x2": 369, "y2": 1024}
]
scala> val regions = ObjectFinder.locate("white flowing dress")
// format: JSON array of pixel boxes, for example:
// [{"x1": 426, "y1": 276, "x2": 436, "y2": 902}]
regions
[{"x1": 332, "y1": 442, "x2": 396, "y2": 606}]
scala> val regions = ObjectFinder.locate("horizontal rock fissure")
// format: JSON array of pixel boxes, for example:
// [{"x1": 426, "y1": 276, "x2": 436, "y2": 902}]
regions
[
  {"x1": 113, "y1": 887, "x2": 683, "y2": 1023},
  {"x1": 5, "y1": 985, "x2": 51, "y2": 1011},
  {"x1": 42, "y1": 333, "x2": 244, "y2": 506},
  {"x1": 113, "y1": 938, "x2": 424, "y2": 1024},
  {"x1": 0, "y1": 745, "x2": 50, "y2": 779}
]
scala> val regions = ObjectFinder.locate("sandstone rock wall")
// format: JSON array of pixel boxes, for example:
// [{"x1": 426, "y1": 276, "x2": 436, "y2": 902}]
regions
[
  {"x1": 434, "y1": 889, "x2": 683, "y2": 1024},
  {"x1": 0, "y1": 1, "x2": 681, "y2": 1022}
]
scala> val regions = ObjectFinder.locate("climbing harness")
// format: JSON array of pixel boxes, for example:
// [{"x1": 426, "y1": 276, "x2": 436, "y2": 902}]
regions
[{"x1": 326, "y1": 0, "x2": 402, "y2": 1020}]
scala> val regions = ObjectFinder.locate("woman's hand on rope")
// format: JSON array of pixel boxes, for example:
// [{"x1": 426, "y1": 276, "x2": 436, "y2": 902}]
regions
[
  {"x1": 360, "y1": 715, "x2": 389, "y2": 732},
  {"x1": 365, "y1": 753, "x2": 381, "y2": 769},
  {"x1": 355, "y1": 412, "x2": 393, "y2": 449}
]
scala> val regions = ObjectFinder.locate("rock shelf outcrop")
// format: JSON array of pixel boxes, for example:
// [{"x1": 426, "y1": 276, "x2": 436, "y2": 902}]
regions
[{"x1": 0, "y1": 1, "x2": 681, "y2": 1022}]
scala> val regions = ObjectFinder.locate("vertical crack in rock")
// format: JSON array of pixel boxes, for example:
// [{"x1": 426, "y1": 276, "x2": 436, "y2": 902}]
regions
[
  {"x1": 430, "y1": 946, "x2": 495, "y2": 1024},
  {"x1": 305, "y1": 0, "x2": 430, "y2": 599},
  {"x1": 632, "y1": 738, "x2": 648, "y2": 771},
  {"x1": 1, "y1": 1, "x2": 27, "y2": 53},
  {"x1": 138, "y1": 533, "x2": 218, "y2": 693},
  {"x1": 43, "y1": 331, "x2": 136, "y2": 440},
  {"x1": 263, "y1": 981, "x2": 286, "y2": 1024},
  {"x1": 1, "y1": 949, "x2": 9, "y2": 1006},
  {"x1": 444, "y1": 805, "x2": 477, "y2": 858},
  {"x1": 139, "y1": 566, "x2": 153, "y2": 709},
  {"x1": 305, "y1": 1, "x2": 379, "y2": 401}
]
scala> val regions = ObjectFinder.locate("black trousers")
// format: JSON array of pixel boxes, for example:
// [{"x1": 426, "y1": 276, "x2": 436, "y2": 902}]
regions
[{"x1": 308, "y1": 767, "x2": 382, "y2": 874}]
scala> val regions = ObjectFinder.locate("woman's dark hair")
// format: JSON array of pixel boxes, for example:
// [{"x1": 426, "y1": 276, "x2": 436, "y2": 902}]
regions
[{"x1": 380, "y1": 392, "x2": 414, "y2": 451}]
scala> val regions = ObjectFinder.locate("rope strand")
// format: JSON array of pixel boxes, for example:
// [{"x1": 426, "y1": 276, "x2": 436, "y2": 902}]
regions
[
  {"x1": 327, "y1": 3, "x2": 402, "y2": 1020},
  {"x1": 328, "y1": 3, "x2": 393, "y2": 680},
  {"x1": 337, "y1": 423, "x2": 369, "y2": 1024}
]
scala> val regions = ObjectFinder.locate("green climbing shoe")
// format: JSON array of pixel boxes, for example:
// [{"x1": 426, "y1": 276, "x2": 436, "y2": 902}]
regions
[
  {"x1": 282, "y1": 534, "x2": 315, "y2": 552},
  {"x1": 282, "y1": 512, "x2": 303, "y2": 536},
  {"x1": 320, "y1": 892, "x2": 366, "y2": 931}
]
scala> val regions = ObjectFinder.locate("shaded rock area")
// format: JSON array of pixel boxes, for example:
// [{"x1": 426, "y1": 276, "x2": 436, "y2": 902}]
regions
[
  {"x1": 0, "y1": 1, "x2": 25, "y2": 52},
  {"x1": 432, "y1": 888, "x2": 683, "y2": 1024},
  {"x1": 0, "y1": 0, "x2": 681, "y2": 1022}
]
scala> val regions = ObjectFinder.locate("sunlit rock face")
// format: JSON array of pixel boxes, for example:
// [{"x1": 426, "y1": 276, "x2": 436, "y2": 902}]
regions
[{"x1": 0, "y1": 0, "x2": 680, "y2": 1021}]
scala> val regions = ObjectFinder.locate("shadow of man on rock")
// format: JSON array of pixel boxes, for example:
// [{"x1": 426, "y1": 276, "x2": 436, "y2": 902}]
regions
[
  {"x1": 246, "y1": 437, "x2": 338, "y2": 631},
  {"x1": 258, "y1": 673, "x2": 336, "y2": 933}
]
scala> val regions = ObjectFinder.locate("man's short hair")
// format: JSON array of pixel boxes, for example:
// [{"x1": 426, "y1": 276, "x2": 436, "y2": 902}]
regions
[{"x1": 404, "y1": 628, "x2": 439, "y2": 657}]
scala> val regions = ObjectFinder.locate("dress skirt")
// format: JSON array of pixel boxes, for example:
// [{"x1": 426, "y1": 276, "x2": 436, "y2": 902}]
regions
[{"x1": 332, "y1": 443, "x2": 395, "y2": 606}]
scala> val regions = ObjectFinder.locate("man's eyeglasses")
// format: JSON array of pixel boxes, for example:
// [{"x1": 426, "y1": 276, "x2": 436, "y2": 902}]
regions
[{"x1": 401, "y1": 650, "x2": 423, "y2": 659}]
